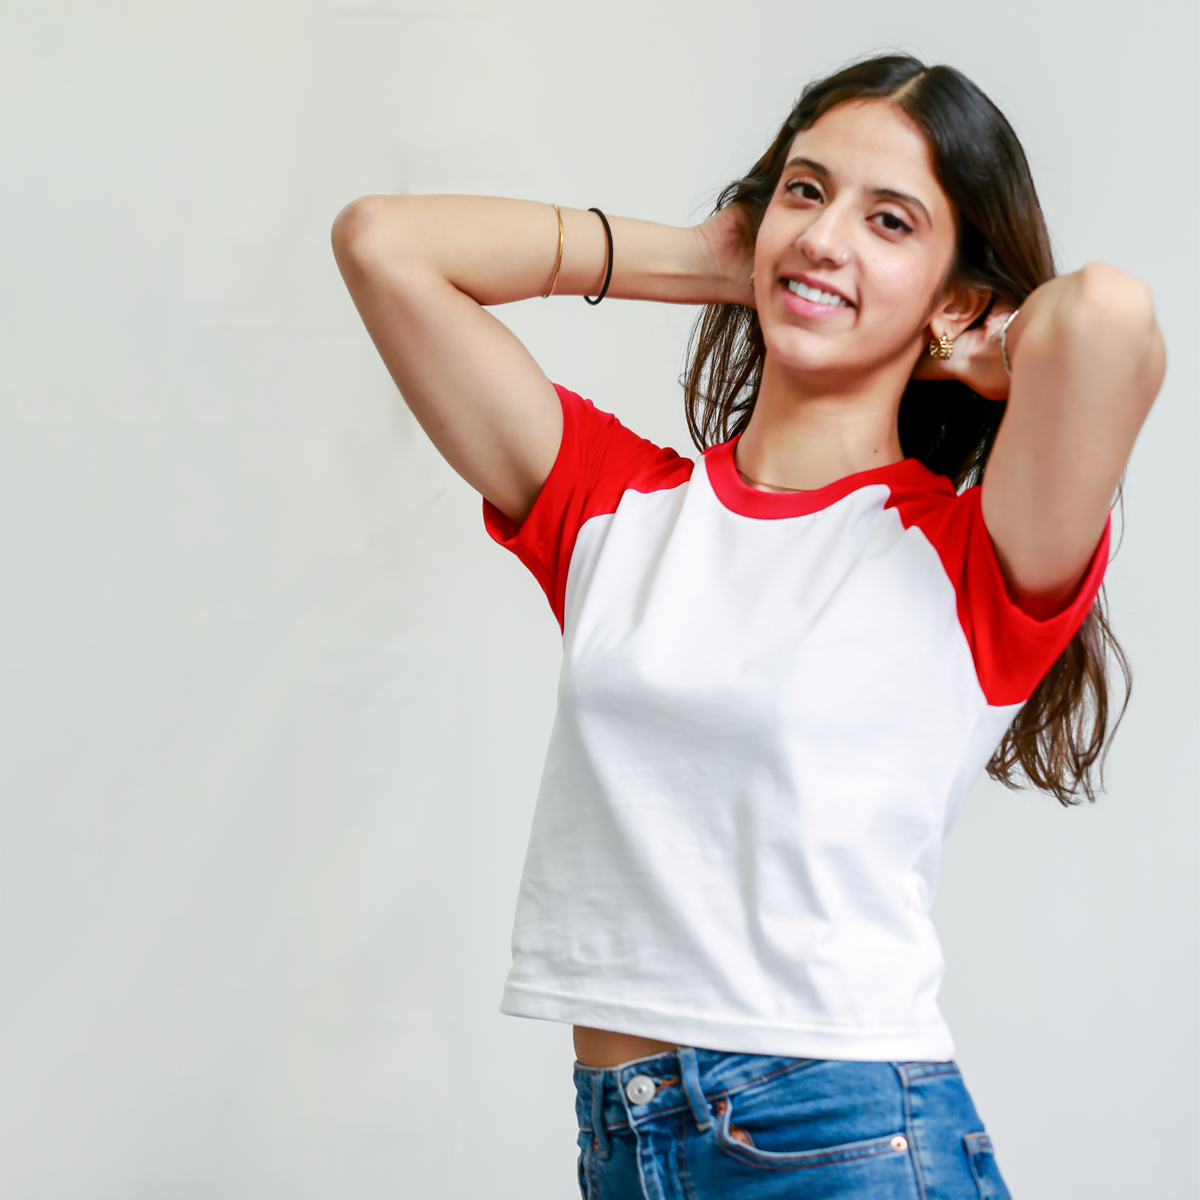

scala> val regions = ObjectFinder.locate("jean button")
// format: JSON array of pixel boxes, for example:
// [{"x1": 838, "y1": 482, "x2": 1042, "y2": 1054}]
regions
[{"x1": 625, "y1": 1074, "x2": 657, "y2": 1105}]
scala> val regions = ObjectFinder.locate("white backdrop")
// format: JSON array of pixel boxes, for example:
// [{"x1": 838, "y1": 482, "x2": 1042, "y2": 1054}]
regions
[{"x1": 2, "y1": 2, "x2": 1196, "y2": 1197}]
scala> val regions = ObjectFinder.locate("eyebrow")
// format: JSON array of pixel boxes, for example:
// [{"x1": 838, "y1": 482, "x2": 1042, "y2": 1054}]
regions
[{"x1": 783, "y1": 156, "x2": 932, "y2": 226}]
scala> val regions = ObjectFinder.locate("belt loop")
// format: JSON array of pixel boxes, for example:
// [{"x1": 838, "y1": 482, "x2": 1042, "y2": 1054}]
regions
[
  {"x1": 590, "y1": 1070, "x2": 611, "y2": 1159},
  {"x1": 677, "y1": 1047, "x2": 712, "y2": 1132}
]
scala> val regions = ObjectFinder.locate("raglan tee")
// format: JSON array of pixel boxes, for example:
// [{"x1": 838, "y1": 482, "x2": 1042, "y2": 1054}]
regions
[{"x1": 483, "y1": 384, "x2": 1110, "y2": 1062}]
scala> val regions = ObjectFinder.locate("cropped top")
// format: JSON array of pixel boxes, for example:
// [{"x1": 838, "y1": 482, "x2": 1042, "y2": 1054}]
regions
[{"x1": 483, "y1": 385, "x2": 1109, "y2": 1060}]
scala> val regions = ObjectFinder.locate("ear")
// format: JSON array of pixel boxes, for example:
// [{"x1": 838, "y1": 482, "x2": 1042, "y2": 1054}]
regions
[{"x1": 928, "y1": 283, "x2": 992, "y2": 342}]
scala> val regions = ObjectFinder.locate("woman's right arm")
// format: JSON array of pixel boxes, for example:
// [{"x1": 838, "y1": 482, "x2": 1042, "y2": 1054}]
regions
[{"x1": 330, "y1": 196, "x2": 750, "y2": 523}]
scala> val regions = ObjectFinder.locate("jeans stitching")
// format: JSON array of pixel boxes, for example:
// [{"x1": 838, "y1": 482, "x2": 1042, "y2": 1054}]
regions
[
  {"x1": 900, "y1": 1064, "x2": 930, "y2": 1200},
  {"x1": 605, "y1": 1102, "x2": 690, "y2": 1131},
  {"x1": 598, "y1": 1058, "x2": 814, "y2": 1133},
  {"x1": 904, "y1": 1065, "x2": 960, "y2": 1082},
  {"x1": 679, "y1": 1111, "x2": 702, "y2": 1200},
  {"x1": 678, "y1": 1047, "x2": 713, "y2": 1132},
  {"x1": 700, "y1": 1056, "x2": 815, "y2": 1106},
  {"x1": 713, "y1": 1094, "x2": 908, "y2": 1171},
  {"x1": 596, "y1": 1072, "x2": 613, "y2": 1160},
  {"x1": 964, "y1": 1132, "x2": 1000, "y2": 1199},
  {"x1": 716, "y1": 1134, "x2": 906, "y2": 1171}
]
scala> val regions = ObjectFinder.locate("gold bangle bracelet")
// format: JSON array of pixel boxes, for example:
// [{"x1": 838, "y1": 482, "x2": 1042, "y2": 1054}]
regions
[{"x1": 541, "y1": 203, "x2": 564, "y2": 298}]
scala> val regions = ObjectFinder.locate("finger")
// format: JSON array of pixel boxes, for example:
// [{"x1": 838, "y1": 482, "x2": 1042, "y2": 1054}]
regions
[{"x1": 911, "y1": 356, "x2": 951, "y2": 381}]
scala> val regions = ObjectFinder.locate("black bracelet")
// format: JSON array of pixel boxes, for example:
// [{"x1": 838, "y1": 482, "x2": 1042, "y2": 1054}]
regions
[{"x1": 584, "y1": 207, "x2": 613, "y2": 306}]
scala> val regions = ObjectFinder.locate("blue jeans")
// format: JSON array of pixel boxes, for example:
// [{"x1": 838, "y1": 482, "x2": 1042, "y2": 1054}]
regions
[{"x1": 574, "y1": 1048, "x2": 1011, "y2": 1199}]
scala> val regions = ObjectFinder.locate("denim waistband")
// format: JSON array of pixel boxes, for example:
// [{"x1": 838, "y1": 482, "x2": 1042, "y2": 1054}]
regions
[
  {"x1": 573, "y1": 1048, "x2": 960, "y2": 1137},
  {"x1": 574, "y1": 1048, "x2": 804, "y2": 1136}
]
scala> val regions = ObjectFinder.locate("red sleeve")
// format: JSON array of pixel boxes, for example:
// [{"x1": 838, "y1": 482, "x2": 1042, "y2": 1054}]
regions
[
  {"x1": 482, "y1": 384, "x2": 692, "y2": 631},
  {"x1": 890, "y1": 482, "x2": 1111, "y2": 707}
]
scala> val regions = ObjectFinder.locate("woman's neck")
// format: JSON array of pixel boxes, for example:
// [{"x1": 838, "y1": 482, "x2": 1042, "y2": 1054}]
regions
[{"x1": 734, "y1": 353, "x2": 907, "y2": 492}]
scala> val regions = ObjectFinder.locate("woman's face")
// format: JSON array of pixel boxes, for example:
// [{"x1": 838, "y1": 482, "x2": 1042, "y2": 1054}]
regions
[{"x1": 753, "y1": 99, "x2": 959, "y2": 381}]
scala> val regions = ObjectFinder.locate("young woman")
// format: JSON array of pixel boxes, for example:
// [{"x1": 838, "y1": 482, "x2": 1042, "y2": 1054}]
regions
[{"x1": 332, "y1": 54, "x2": 1163, "y2": 1200}]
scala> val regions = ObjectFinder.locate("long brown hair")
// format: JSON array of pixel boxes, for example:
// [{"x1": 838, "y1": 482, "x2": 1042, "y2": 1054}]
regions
[{"x1": 683, "y1": 53, "x2": 1129, "y2": 805}]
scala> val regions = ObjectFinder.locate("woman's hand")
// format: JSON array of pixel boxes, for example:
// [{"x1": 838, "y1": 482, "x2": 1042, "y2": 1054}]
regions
[
  {"x1": 694, "y1": 204, "x2": 757, "y2": 308},
  {"x1": 911, "y1": 303, "x2": 1014, "y2": 400}
]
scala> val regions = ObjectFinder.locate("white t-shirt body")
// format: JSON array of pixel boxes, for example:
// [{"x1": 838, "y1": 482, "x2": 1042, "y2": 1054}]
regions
[{"x1": 484, "y1": 386, "x2": 1109, "y2": 1062}]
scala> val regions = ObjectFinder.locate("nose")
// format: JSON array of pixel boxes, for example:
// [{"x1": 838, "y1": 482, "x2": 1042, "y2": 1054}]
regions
[{"x1": 796, "y1": 204, "x2": 850, "y2": 268}]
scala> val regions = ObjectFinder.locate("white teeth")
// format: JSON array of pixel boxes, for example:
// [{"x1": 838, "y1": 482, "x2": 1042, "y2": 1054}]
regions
[{"x1": 786, "y1": 278, "x2": 849, "y2": 307}]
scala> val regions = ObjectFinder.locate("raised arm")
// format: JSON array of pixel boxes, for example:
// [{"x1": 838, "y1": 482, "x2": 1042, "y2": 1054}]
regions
[
  {"x1": 330, "y1": 197, "x2": 749, "y2": 524},
  {"x1": 931, "y1": 263, "x2": 1165, "y2": 615}
]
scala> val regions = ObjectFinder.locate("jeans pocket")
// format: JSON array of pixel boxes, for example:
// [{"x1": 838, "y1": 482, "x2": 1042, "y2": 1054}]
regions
[
  {"x1": 713, "y1": 1094, "x2": 910, "y2": 1170},
  {"x1": 964, "y1": 1131, "x2": 1011, "y2": 1200}
]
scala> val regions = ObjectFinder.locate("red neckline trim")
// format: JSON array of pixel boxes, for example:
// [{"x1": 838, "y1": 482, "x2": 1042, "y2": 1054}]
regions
[{"x1": 703, "y1": 434, "x2": 937, "y2": 519}]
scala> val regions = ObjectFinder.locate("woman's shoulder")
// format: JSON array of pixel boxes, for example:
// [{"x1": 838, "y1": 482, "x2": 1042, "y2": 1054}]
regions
[{"x1": 553, "y1": 383, "x2": 696, "y2": 493}]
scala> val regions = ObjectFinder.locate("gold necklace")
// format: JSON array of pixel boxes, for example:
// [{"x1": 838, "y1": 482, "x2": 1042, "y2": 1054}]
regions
[{"x1": 736, "y1": 468, "x2": 810, "y2": 493}]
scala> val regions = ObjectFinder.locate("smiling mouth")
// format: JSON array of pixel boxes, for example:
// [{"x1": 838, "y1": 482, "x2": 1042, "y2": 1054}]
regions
[{"x1": 785, "y1": 278, "x2": 853, "y2": 308}]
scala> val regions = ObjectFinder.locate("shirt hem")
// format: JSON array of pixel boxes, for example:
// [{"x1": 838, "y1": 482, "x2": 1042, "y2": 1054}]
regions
[{"x1": 500, "y1": 982, "x2": 956, "y2": 1063}]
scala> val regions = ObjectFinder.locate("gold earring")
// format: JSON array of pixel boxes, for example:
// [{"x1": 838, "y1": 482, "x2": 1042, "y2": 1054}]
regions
[
  {"x1": 749, "y1": 271, "x2": 755, "y2": 289},
  {"x1": 928, "y1": 332, "x2": 954, "y2": 359}
]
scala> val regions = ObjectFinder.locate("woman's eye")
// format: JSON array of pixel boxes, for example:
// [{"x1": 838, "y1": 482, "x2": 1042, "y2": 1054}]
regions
[
  {"x1": 786, "y1": 180, "x2": 822, "y2": 202},
  {"x1": 875, "y1": 212, "x2": 913, "y2": 234}
]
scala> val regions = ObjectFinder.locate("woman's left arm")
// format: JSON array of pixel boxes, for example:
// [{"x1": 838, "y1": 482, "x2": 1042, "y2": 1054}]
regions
[{"x1": 981, "y1": 263, "x2": 1165, "y2": 616}]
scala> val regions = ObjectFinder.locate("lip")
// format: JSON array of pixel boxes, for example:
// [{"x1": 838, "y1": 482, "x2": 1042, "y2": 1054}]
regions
[{"x1": 780, "y1": 271, "x2": 856, "y2": 310}]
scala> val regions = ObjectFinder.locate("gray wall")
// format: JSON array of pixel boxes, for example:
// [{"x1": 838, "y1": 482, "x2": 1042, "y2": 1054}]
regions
[{"x1": 1, "y1": 2, "x2": 1196, "y2": 1197}]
